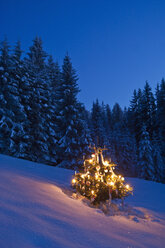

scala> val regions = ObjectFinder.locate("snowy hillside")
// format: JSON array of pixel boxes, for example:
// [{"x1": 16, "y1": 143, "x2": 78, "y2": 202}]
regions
[{"x1": 0, "y1": 155, "x2": 165, "y2": 248}]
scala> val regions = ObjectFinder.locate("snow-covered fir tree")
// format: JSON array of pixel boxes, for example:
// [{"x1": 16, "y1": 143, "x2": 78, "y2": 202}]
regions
[
  {"x1": 112, "y1": 103, "x2": 123, "y2": 125},
  {"x1": 152, "y1": 132, "x2": 164, "y2": 182},
  {"x1": 129, "y1": 88, "x2": 143, "y2": 148},
  {"x1": 108, "y1": 103, "x2": 124, "y2": 164},
  {"x1": 105, "y1": 104, "x2": 112, "y2": 135},
  {"x1": 8, "y1": 41, "x2": 27, "y2": 157},
  {"x1": 91, "y1": 99, "x2": 107, "y2": 147},
  {"x1": 24, "y1": 37, "x2": 49, "y2": 163},
  {"x1": 156, "y1": 79, "x2": 165, "y2": 161},
  {"x1": 45, "y1": 56, "x2": 61, "y2": 164},
  {"x1": 138, "y1": 125, "x2": 155, "y2": 180},
  {"x1": 108, "y1": 106, "x2": 137, "y2": 176},
  {"x1": 0, "y1": 38, "x2": 13, "y2": 154},
  {"x1": 55, "y1": 54, "x2": 89, "y2": 168},
  {"x1": 129, "y1": 89, "x2": 138, "y2": 134},
  {"x1": 141, "y1": 82, "x2": 156, "y2": 139}
]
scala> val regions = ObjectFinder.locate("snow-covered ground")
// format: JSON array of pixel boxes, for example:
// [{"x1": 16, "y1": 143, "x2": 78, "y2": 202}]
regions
[{"x1": 0, "y1": 155, "x2": 165, "y2": 248}]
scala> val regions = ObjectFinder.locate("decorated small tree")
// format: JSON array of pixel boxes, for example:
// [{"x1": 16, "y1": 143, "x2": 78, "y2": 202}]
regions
[{"x1": 72, "y1": 146, "x2": 133, "y2": 205}]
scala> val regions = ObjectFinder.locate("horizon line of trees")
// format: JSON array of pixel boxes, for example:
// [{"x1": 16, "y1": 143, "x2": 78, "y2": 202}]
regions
[{"x1": 0, "y1": 37, "x2": 165, "y2": 183}]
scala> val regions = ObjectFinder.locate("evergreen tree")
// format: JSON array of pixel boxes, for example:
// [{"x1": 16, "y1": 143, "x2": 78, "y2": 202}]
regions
[
  {"x1": 103, "y1": 104, "x2": 113, "y2": 159},
  {"x1": 109, "y1": 103, "x2": 124, "y2": 163},
  {"x1": 9, "y1": 41, "x2": 27, "y2": 156},
  {"x1": 0, "y1": 38, "x2": 13, "y2": 154},
  {"x1": 46, "y1": 56, "x2": 61, "y2": 164},
  {"x1": 141, "y1": 81, "x2": 156, "y2": 138},
  {"x1": 129, "y1": 89, "x2": 138, "y2": 134},
  {"x1": 138, "y1": 126, "x2": 154, "y2": 180},
  {"x1": 108, "y1": 106, "x2": 137, "y2": 177},
  {"x1": 112, "y1": 103, "x2": 123, "y2": 126},
  {"x1": 156, "y1": 79, "x2": 165, "y2": 159},
  {"x1": 115, "y1": 130, "x2": 137, "y2": 177},
  {"x1": 129, "y1": 88, "x2": 145, "y2": 148},
  {"x1": 136, "y1": 88, "x2": 143, "y2": 146},
  {"x1": 152, "y1": 132, "x2": 164, "y2": 182},
  {"x1": 100, "y1": 102, "x2": 109, "y2": 146},
  {"x1": 55, "y1": 54, "x2": 89, "y2": 168},
  {"x1": 24, "y1": 37, "x2": 49, "y2": 162},
  {"x1": 91, "y1": 99, "x2": 106, "y2": 147},
  {"x1": 72, "y1": 147, "x2": 133, "y2": 205},
  {"x1": 75, "y1": 103, "x2": 92, "y2": 162},
  {"x1": 105, "y1": 104, "x2": 112, "y2": 134}
]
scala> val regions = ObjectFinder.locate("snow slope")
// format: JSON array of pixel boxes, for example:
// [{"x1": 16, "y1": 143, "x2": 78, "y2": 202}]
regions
[{"x1": 0, "y1": 155, "x2": 165, "y2": 248}]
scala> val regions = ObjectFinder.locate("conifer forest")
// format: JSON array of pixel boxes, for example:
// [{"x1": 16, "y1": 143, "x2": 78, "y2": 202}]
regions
[{"x1": 0, "y1": 37, "x2": 165, "y2": 183}]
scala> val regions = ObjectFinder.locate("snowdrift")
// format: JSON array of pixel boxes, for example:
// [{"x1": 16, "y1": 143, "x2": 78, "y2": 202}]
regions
[{"x1": 0, "y1": 155, "x2": 165, "y2": 248}]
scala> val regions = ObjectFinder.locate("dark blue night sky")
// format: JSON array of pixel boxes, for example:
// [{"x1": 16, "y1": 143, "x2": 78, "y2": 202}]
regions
[{"x1": 1, "y1": 0, "x2": 165, "y2": 109}]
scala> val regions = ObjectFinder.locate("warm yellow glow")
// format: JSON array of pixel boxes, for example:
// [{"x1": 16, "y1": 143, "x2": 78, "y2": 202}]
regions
[
  {"x1": 95, "y1": 174, "x2": 98, "y2": 179},
  {"x1": 72, "y1": 179, "x2": 76, "y2": 184},
  {"x1": 126, "y1": 184, "x2": 129, "y2": 189},
  {"x1": 91, "y1": 154, "x2": 95, "y2": 158},
  {"x1": 104, "y1": 161, "x2": 109, "y2": 166},
  {"x1": 118, "y1": 175, "x2": 121, "y2": 179},
  {"x1": 81, "y1": 174, "x2": 85, "y2": 179},
  {"x1": 89, "y1": 159, "x2": 93, "y2": 163},
  {"x1": 110, "y1": 182, "x2": 114, "y2": 186},
  {"x1": 104, "y1": 169, "x2": 108, "y2": 173},
  {"x1": 91, "y1": 190, "x2": 95, "y2": 195},
  {"x1": 122, "y1": 177, "x2": 124, "y2": 181},
  {"x1": 111, "y1": 174, "x2": 114, "y2": 179}
]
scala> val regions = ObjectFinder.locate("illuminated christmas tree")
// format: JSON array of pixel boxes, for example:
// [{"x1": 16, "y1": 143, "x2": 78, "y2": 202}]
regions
[{"x1": 72, "y1": 146, "x2": 133, "y2": 205}]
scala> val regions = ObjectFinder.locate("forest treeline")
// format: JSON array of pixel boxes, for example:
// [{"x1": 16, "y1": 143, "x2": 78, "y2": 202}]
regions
[{"x1": 0, "y1": 37, "x2": 165, "y2": 183}]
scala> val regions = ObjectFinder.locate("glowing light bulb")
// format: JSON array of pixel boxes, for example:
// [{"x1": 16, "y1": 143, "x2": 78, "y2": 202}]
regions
[
  {"x1": 122, "y1": 177, "x2": 124, "y2": 181},
  {"x1": 104, "y1": 169, "x2": 108, "y2": 173},
  {"x1": 110, "y1": 182, "x2": 114, "y2": 186},
  {"x1": 72, "y1": 179, "x2": 76, "y2": 184},
  {"x1": 95, "y1": 174, "x2": 98, "y2": 179},
  {"x1": 126, "y1": 184, "x2": 129, "y2": 189},
  {"x1": 91, "y1": 190, "x2": 94, "y2": 195},
  {"x1": 104, "y1": 161, "x2": 109, "y2": 166},
  {"x1": 91, "y1": 154, "x2": 95, "y2": 158},
  {"x1": 81, "y1": 174, "x2": 85, "y2": 179},
  {"x1": 118, "y1": 175, "x2": 121, "y2": 179},
  {"x1": 89, "y1": 159, "x2": 93, "y2": 163}
]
